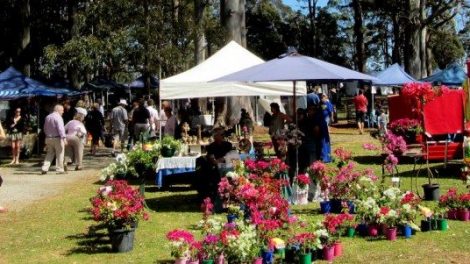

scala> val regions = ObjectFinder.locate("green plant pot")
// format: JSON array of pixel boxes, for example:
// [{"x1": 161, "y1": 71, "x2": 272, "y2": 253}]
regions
[
  {"x1": 274, "y1": 248, "x2": 285, "y2": 259},
  {"x1": 202, "y1": 259, "x2": 214, "y2": 264},
  {"x1": 346, "y1": 227, "x2": 356, "y2": 237},
  {"x1": 299, "y1": 252, "x2": 312, "y2": 264},
  {"x1": 438, "y1": 219, "x2": 448, "y2": 231},
  {"x1": 161, "y1": 146, "x2": 175, "y2": 157}
]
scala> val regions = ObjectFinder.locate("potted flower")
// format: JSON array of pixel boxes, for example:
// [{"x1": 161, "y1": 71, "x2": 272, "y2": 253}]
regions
[
  {"x1": 90, "y1": 180, "x2": 149, "y2": 252},
  {"x1": 100, "y1": 153, "x2": 130, "y2": 181},
  {"x1": 223, "y1": 221, "x2": 261, "y2": 264},
  {"x1": 226, "y1": 204, "x2": 241, "y2": 223},
  {"x1": 201, "y1": 234, "x2": 221, "y2": 264},
  {"x1": 293, "y1": 173, "x2": 310, "y2": 205},
  {"x1": 439, "y1": 188, "x2": 460, "y2": 219},
  {"x1": 167, "y1": 229, "x2": 195, "y2": 263},
  {"x1": 458, "y1": 193, "x2": 470, "y2": 221},
  {"x1": 388, "y1": 118, "x2": 423, "y2": 144},
  {"x1": 288, "y1": 232, "x2": 320, "y2": 264},
  {"x1": 188, "y1": 241, "x2": 202, "y2": 264},
  {"x1": 161, "y1": 136, "x2": 182, "y2": 157},
  {"x1": 127, "y1": 145, "x2": 157, "y2": 178},
  {"x1": 379, "y1": 207, "x2": 400, "y2": 241},
  {"x1": 341, "y1": 214, "x2": 357, "y2": 238}
]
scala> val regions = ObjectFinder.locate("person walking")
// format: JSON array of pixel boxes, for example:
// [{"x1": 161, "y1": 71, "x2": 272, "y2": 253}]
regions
[
  {"x1": 163, "y1": 107, "x2": 177, "y2": 137},
  {"x1": 41, "y1": 104, "x2": 67, "y2": 174},
  {"x1": 7, "y1": 107, "x2": 25, "y2": 165},
  {"x1": 132, "y1": 99, "x2": 150, "y2": 141},
  {"x1": 354, "y1": 89, "x2": 368, "y2": 135},
  {"x1": 85, "y1": 103, "x2": 105, "y2": 156},
  {"x1": 146, "y1": 99, "x2": 159, "y2": 137},
  {"x1": 64, "y1": 113, "x2": 87, "y2": 171},
  {"x1": 110, "y1": 99, "x2": 128, "y2": 155}
]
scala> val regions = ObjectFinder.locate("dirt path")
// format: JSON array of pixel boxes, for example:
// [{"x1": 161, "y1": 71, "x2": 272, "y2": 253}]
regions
[{"x1": 0, "y1": 150, "x2": 114, "y2": 212}]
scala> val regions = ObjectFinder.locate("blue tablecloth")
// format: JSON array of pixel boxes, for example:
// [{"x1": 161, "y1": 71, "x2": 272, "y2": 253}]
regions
[
  {"x1": 155, "y1": 167, "x2": 196, "y2": 187},
  {"x1": 155, "y1": 156, "x2": 199, "y2": 187}
]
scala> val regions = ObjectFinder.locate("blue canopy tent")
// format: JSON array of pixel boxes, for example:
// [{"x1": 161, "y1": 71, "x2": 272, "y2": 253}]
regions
[
  {"x1": 421, "y1": 63, "x2": 467, "y2": 86},
  {"x1": 128, "y1": 75, "x2": 159, "y2": 89},
  {"x1": 0, "y1": 67, "x2": 81, "y2": 99},
  {"x1": 373, "y1": 63, "x2": 418, "y2": 86}
]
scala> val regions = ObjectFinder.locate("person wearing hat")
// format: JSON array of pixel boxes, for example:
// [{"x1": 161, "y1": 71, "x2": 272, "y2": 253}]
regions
[
  {"x1": 85, "y1": 103, "x2": 105, "y2": 156},
  {"x1": 109, "y1": 99, "x2": 129, "y2": 155}
]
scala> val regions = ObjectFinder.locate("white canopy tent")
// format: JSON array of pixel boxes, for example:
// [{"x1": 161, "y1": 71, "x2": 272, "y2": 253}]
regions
[{"x1": 160, "y1": 41, "x2": 306, "y2": 100}]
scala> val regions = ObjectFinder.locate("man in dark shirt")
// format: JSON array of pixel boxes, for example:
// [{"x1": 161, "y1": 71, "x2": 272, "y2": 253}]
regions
[
  {"x1": 195, "y1": 127, "x2": 232, "y2": 202},
  {"x1": 132, "y1": 99, "x2": 150, "y2": 141}
]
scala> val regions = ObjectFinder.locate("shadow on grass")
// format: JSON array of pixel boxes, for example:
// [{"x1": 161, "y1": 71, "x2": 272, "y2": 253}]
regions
[
  {"x1": 353, "y1": 155, "x2": 384, "y2": 165},
  {"x1": 145, "y1": 193, "x2": 200, "y2": 212},
  {"x1": 65, "y1": 225, "x2": 114, "y2": 255}
]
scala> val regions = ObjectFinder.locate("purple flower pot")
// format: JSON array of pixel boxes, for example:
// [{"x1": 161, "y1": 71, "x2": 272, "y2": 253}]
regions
[
  {"x1": 385, "y1": 227, "x2": 397, "y2": 241},
  {"x1": 458, "y1": 208, "x2": 470, "y2": 221},
  {"x1": 368, "y1": 225, "x2": 379, "y2": 237},
  {"x1": 323, "y1": 245, "x2": 335, "y2": 261}
]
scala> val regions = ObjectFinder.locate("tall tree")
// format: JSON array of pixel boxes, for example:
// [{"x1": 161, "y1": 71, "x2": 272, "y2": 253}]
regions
[
  {"x1": 15, "y1": 0, "x2": 31, "y2": 76},
  {"x1": 352, "y1": 0, "x2": 366, "y2": 72}
]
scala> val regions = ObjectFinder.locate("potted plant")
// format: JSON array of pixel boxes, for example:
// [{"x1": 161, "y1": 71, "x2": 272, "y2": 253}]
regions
[
  {"x1": 100, "y1": 153, "x2": 130, "y2": 181},
  {"x1": 379, "y1": 207, "x2": 400, "y2": 241},
  {"x1": 127, "y1": 144, "x2": 158, "y2": 178},
  {"x1": 167, "y1": 229, "x2": 195, "y2": 263},
  {"x1": 288, "y1": 232, "x2": 320, "y2": 264},
  {"x1": 293, "y1": 173, "x2": 310, "y2": 205},
  {"x1": 90, "y1": 180, "x2": 149, "y2": 252},
  {"x1": 458, "y1": 193, "x2": 470, "y2": 221},
  {"x1": 226, "y1": 204, "x2": 241, "y2": 223},
  {"x1": 433, "y1": 207, "x2": 449, "y2": 231},
  {"x1": 388, "y1": 118, "x2": 423, "y2": 144},
  {"x1": 161, "y1": 136, "x2": 182, "y2": 157},
  {"x1": 201, "y1": 234, "x2": 220, "y2": 264},
  {"x1": 439, "y1": 188, "x2": 460, "y2": 219}
]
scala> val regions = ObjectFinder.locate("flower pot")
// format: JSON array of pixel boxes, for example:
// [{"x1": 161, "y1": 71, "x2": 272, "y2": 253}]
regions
[
  {"x1": 299, "y1": 252, "x2": 312, "y2": 264},
  {"x1": 226, "y1": 214, "x2": 238, "y2": 223},
  {"x1": 431, "y1": 218, "x2": 439, "y2": 230},
  {"x1": 295, "y1": 188, "x2": 309, "y2": 205},
  {"x1": 261, "y1": 250, "x2": 274, "y2": 264},
  {"x1": 274, "y1": 248, "x2": 285, "y2": 259},
  {"x1": 422, "y1": 183, "x2": 440, "y2": 201},
  {"x1": 421, "y1": 220, "x2": 432, "y2": 232},
  {"x1": 322, "y1": 245, "x2": 335, "y2": 261},
  {"x1": 202, "y1": 260, "x2": 214, "y2": 264},
  {"x1": 320, "y1": 201, "x2": 331, "y2": 214},
  {"x1": 216, "y1": 254, "x2": 224, "y2": 264},
  {"x1": 285, "y1": 246, "x2": 299, "y2": 262},
  {"x1": 330, "y1": 199, "x2": 343, "y2": 214},
  {"x1": 438, "y1": 219, "x2": 448, "y2": 231},
  {"x1": 175, "y1": 258, "x2": 188, "y2": 264},
  {"x1": 346, "y1": 227, "x2": 356, "y2": 237},
  {"x1": 385, "y1": 227, "x2": 397, "y2": 241},
  {"x1": 357, "y1": 223, "x2": 368, "y2": 237},
  {"x1": 252, "y1": 257, "x2": 263, "y2": 264},
  {"x1": 347, "y1": 200, "x2": 356, "y2": 214},
  {"x1": 161, "y1": 146, "x2": 176, "y2": 157},
  {"x1": 458, "y1": 208, "x2": 470, "y2": 221},
  {"x1": 368, "y1": 225, "x2": 379, "y2": 237},
  {"x1": 401, "y1": 225, "x2": 412, "y2": 238},
  {"x1": 333, "y1": 242, "x2": 343, "y2": 256},
  {"x1": 109, "y1": 227, "x2": 135, "y2": 253},
  {"x1": 447, "y1": 209, "x2": 458, "y2": 220}
]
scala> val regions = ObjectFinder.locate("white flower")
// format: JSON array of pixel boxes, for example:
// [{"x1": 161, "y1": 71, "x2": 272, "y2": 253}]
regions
[
  {"x1": 99, "y1": 186, "x2": 113, "y2": 196},
  {"x1": 115, "y1": 153, "x2": 127, "y2": 164},
  {"x1": 226, "y1": 171, "x2": 239, "y2": 179}
]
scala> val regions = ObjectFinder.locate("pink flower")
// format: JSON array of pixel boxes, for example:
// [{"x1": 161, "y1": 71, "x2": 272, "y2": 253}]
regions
[
  {"x1": 166, "y1": 229, "x2": 195, "y2": 244},
  {"x1": 362, "y1": 143, "x2": 379, "y2": 151}
]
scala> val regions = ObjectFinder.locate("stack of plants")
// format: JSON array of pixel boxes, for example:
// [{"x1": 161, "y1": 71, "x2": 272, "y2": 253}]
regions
[{"x1": 439, "y1": 188, "x2": 470, "y2": 221}]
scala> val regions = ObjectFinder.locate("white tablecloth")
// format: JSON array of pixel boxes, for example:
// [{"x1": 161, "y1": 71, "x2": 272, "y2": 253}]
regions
[{"x1": 155, "y1": 156, "x2": 200, "y2": 172}]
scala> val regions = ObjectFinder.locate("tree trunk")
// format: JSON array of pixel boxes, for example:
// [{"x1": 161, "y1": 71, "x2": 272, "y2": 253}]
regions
[
  {"x1": 404, "y1": 0, "x2": 421, "y2": 78},
  {"x1": 308, "y1": 0, "x2": 317, "y2": 57},
  {"x1": 194, "y1": 0, "x2": 208, "y2": 116},
  {"x1": 67, "y1": 0, "x2": 80, "y2": 89},
  {"x1": 419, "y1": 0, "x2": 427, "y2": 78},
  {"x1": 352, "y1": 0, "x2": 366, "y2": 72},
  {"x1": 391, "y1": 13, "x2": 402, "y2": 64},
  {"x1": 218, "y1": 0, "x2": 253, "y2": 127},
  {"x1": 16, "y1": 0, "x2": 30, "y2": 76}
]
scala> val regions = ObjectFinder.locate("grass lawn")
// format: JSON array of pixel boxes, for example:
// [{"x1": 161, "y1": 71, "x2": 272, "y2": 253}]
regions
[{"x1": 1, "y1": 128, "x2": 469, "y2": 264}]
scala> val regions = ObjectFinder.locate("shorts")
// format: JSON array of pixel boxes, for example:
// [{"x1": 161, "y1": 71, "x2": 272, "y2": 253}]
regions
[
  {"x1": 356, "y1": 111, "x2": 365, "y2": 123},
  {"x1": 112, "y1": 129, "x2": 126, "y2": 142},
  {"x1": 9, "y1": 132, "x2": 23, "y2": 141}
]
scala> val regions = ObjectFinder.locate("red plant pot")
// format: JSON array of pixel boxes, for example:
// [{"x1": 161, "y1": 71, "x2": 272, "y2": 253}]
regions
[
  {"x1": 333, "y1": 242, "x2": 343, "y2": 257},
  {"x1": 323, "y1": 245, "x2": 335, "y2": 261},
  {"x1": 368, "y1": 225, "x2": 379, "y2": 237},
  {"x1": 458, "y1": 208, "x2": 470, "y2": 221},
  {"x1": 385, "y1": 227, "x2": 397, "y2": 241},
  {"x1": 252, "y1": 257, "x2": 262, "y2": 264},
  {"x1": 448, "y1": 209, "x2": 458, "y2": 220}
]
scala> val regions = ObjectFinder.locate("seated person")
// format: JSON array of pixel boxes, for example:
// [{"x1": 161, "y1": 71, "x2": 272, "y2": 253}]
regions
[{"x1": 195, "y1": 127, "x2": 232, "y2": 202}]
